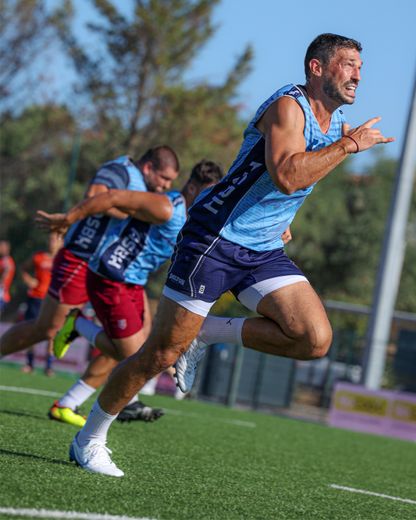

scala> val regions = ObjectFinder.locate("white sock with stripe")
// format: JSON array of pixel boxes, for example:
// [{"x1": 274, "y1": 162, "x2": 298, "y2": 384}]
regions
[{"x1": 198, "y1": 316, "x2": 245, "y2": 346}]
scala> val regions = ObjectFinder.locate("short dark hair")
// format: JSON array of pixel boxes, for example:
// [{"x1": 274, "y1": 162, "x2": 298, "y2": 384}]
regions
[
  {"x1": 304, "y1": 33, "x2": 362, "y2": 79},
  {"x1": 137, "y1": 145, "x2": 180, "y2": 172},
  {"x1": 189, "y1": 159, "x2": 224, "y2": 185}
]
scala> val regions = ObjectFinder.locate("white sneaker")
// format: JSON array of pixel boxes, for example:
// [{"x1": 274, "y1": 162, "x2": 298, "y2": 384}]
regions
[
  {"x1": 174, "y1": 337, "x2": 208, "y2": 393},
  {"x1": 69, "y1": 433, "x2": 124, "y2": 477},
  {"x1": 174, "y1": 387, "x2": 187, "y2": 400}
]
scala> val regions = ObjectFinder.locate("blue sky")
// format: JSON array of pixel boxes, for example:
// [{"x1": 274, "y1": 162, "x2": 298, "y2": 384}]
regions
[{"x1": 46, "y1": 0, "x2": 416, "y2": 170}]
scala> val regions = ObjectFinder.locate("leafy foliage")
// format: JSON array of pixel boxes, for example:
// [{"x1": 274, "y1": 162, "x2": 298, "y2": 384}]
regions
[
  {"x1": 287, "y1": 155, "x2": 416, "y2": 312},
  {"x1": 50, "y1": 0, "x2": 252, "y2": 155},
  {"x1": 0, "y1": 0, "x2": 58, "y2": 111}
]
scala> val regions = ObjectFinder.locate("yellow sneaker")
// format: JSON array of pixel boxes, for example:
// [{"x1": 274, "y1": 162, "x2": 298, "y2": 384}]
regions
[
  {"x1": 48, "y1": 401, "x2": 86, "y2": 428},
  {"x1": 53, "y1": 309, "x2": 80, "y2": 359}
]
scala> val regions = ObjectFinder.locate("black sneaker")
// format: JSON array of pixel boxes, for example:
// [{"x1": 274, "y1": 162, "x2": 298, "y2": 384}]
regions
[{"x1": 116, "y1": 400, "x2": 164, "y2": 423}]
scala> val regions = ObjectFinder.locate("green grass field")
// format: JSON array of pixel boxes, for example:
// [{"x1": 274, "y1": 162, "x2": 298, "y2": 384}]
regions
[{"x1": 0, "y1": 363, "x2": 415, "y2": 520}]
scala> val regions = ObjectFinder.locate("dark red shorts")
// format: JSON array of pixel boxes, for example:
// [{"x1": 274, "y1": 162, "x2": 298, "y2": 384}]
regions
[
  {"x1": 86, "y1": 268, "x2": 144, "y2": 339},
  {"x1": 48, "y1": 248, "x2": 89, "y2": 305}
]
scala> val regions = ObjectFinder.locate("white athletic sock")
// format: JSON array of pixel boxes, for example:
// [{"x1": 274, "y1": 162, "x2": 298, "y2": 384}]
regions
[
  {"x1": 77, "y1": 400, "x2": 118, "y2": 447},
  {"x1": 198, "y1": 316, "x2": 245, "y2": 346},
  {"x1": 58, "y1": 379, "x2": 96, "y2": 409},
  {"x1": 140, "y1": 377, "x2": 158, "y2": 396},
  {"x1": 75, "y1": 316, "x2": 102, "y2": 346},
  {"x1": 127, "y1": 394, "x2": 139, "y2": 405}
]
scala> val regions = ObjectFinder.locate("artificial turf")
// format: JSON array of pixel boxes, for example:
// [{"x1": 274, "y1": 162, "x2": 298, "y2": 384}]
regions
[{"x1": 0, "y1": 363, "x2": 415, "y2": 520}]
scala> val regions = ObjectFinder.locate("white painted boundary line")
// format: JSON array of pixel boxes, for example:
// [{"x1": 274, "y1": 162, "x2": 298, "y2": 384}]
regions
[
  {"x1": 330, "y1": 484, "x2": 416, "y2": 505},
  {"x1": 0, "y1": 385, "x2": 256, "y2": 428},
  {"x1": 0, "y1": 385, "x2": 61, "y2": 398},
  {"x1": 0, "y1": 507, "x2": 155, "y2": 520},
  {"x1": 163, "y1": 407, "x2": 256, "y2": 428}
]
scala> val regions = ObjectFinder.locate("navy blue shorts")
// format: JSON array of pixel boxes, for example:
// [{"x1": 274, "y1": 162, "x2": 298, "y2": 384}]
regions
[
  {"x1": 164, "y1": 233, "x2": 307, "y2": 316},
  {"x1": 24, "y1": 296, "x2": 43, "y2": 320}
]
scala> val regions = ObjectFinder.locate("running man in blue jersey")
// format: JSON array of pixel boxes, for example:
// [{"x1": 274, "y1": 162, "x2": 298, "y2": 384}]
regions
[
  {"x1": 37, "y1": 161, "x2": 224, "y2": 426},
  {"x1": 0, "y1": 147, "x2": 179, "y2": 360},
  {"x1": 58, "y1": 33, "x2": 393, "y2": 477}
]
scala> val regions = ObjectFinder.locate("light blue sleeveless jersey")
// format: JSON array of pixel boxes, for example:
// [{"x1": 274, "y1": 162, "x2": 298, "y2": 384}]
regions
[
  {"x1": 64, "y1": 156, "x2": 147, "y2": 259},
  {"x1": 188, "y1": 84, "x2": 345, "y2": 251},
  {"x1": 88, "y1": 191, "x2": 186, "y2": 285}
]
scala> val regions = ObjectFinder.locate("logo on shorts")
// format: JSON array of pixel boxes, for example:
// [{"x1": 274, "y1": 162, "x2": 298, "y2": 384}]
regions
[
  {"x1": 198, "y1": 285, "x2": 205, "y2": 294},
  {"x1": 117, "y1": 319, "x2": 127, "y2": 330},
  {"x1": 168, "y1": 274, "x2": 185, "y2": 286}
]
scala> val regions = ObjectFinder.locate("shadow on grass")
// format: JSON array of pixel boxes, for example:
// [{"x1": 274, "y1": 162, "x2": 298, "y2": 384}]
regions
[
  {"x1": 0, "y1": 448, "x2": 72, "y2": 466},
  {"x1": 0, "y1": 408, "x2": 49, "y2": 421}
]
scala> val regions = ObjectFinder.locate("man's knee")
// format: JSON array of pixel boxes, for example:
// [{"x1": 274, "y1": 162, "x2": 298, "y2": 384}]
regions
[
  {"x1": 142, "y1": 332, "x2": 187, "y2": 372},
  {"x1": 276, "y1": 318, "x2": 332, "y2": 359},
  {"x1": 302, "y1": 322, "x2": 332, "y2": 359}
]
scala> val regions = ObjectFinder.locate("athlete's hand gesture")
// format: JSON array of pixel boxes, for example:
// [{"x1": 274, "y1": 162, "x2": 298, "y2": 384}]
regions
[
  {"x1": 35, "y1": 210, "x2": 71, "y2": 236},
  {"x1": 342, "y1": 117, "x2": 395, "y2": 153}
]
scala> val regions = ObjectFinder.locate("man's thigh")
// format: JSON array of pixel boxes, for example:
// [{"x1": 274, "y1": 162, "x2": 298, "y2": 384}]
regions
[
  {"x1": 256, "y1": 281, "x2": 331, "y2": 339},
  {"x1": 149, "y1": 295, "x2": 205, "y2": 351},
  {"x1": 48, "y1": 248, "x2": 89, "y2": 305},
  {"x1": 35, "y1": 294, "x2": 76, "y2": 336}
]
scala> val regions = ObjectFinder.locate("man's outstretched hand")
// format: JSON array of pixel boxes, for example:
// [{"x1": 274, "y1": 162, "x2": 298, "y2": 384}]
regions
[
  {"x1": 35, "y1": 210, "x2": 72, "y2": 236},
  {"x1": 342, "y1": 117, "x2": 395, "y2": 153}
]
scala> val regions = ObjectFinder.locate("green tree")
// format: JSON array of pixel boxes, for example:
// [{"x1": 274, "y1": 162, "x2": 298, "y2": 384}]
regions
[
  {"x1": 0, "y1": 0, "x2": 55, "y2": 111},
  {"x1": 52, "y1": 0, "x2": 252, "y2": 156},
  {"x1": 1, "y1": 105, "x2": 76, "y2": 254},
  {"x1": 287, "y1": 154, "x2": 416, "y2": 313}
]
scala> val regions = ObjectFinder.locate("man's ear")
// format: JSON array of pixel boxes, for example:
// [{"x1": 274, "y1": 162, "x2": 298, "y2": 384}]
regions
[
  {"x1": 141, "y1": 161, "x2": 153, "y2": 176},
  {"x1": 309, "y1": 58, "x2": 323, "y2": 78}
]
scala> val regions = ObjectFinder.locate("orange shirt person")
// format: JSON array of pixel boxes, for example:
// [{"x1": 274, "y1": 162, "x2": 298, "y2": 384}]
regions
[
  {"x1": 0, "y1": 240, "x2": 16, "y2": 314},
  {"x1": 23, "y1": 251, "x2": 54, "y2": 300},
  {"x1": 21, "y1": 233, "x2": 62, "y2": 374}
]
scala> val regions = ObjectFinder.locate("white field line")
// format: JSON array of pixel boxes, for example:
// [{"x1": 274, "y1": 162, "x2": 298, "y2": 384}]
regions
[
  {"x1": 163, "y1": 407, "x2": 256, "y2": 428},
  {"x1": 0, "y1": 385, "x2": 256, "y2": 428},
  {"x1": 330, "y1": 484, "x2": 416, "y2": 505},
  {"x1": 0, "y1": 385, "x2": 61, "y2": 397},
  {"x1": 0, "y1": 507, "x2": 154, "y2": 520}
]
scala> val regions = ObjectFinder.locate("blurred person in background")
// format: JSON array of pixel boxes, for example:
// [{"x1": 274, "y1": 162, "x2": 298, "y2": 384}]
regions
[
  {"x1": 0, "y1": 240, "x2": 16, "y2": 317},
  {"x1": 20, "y1": 232, "x2": 62, "y2": 376}
]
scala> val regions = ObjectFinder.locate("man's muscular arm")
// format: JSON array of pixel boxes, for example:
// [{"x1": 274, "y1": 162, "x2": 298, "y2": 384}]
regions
[
  {"x1": 257, "y1": 97, "x2": 394, "y2": 195},
  {"x1": 86, "y1": 183, "x2": 129, "y2": 219},
  {"x1": 107, "y1": 190, "x2": 173, "y2": 224},
  {"x1": 36, "y1": 190, "x2": 172, "y2": 235}
]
